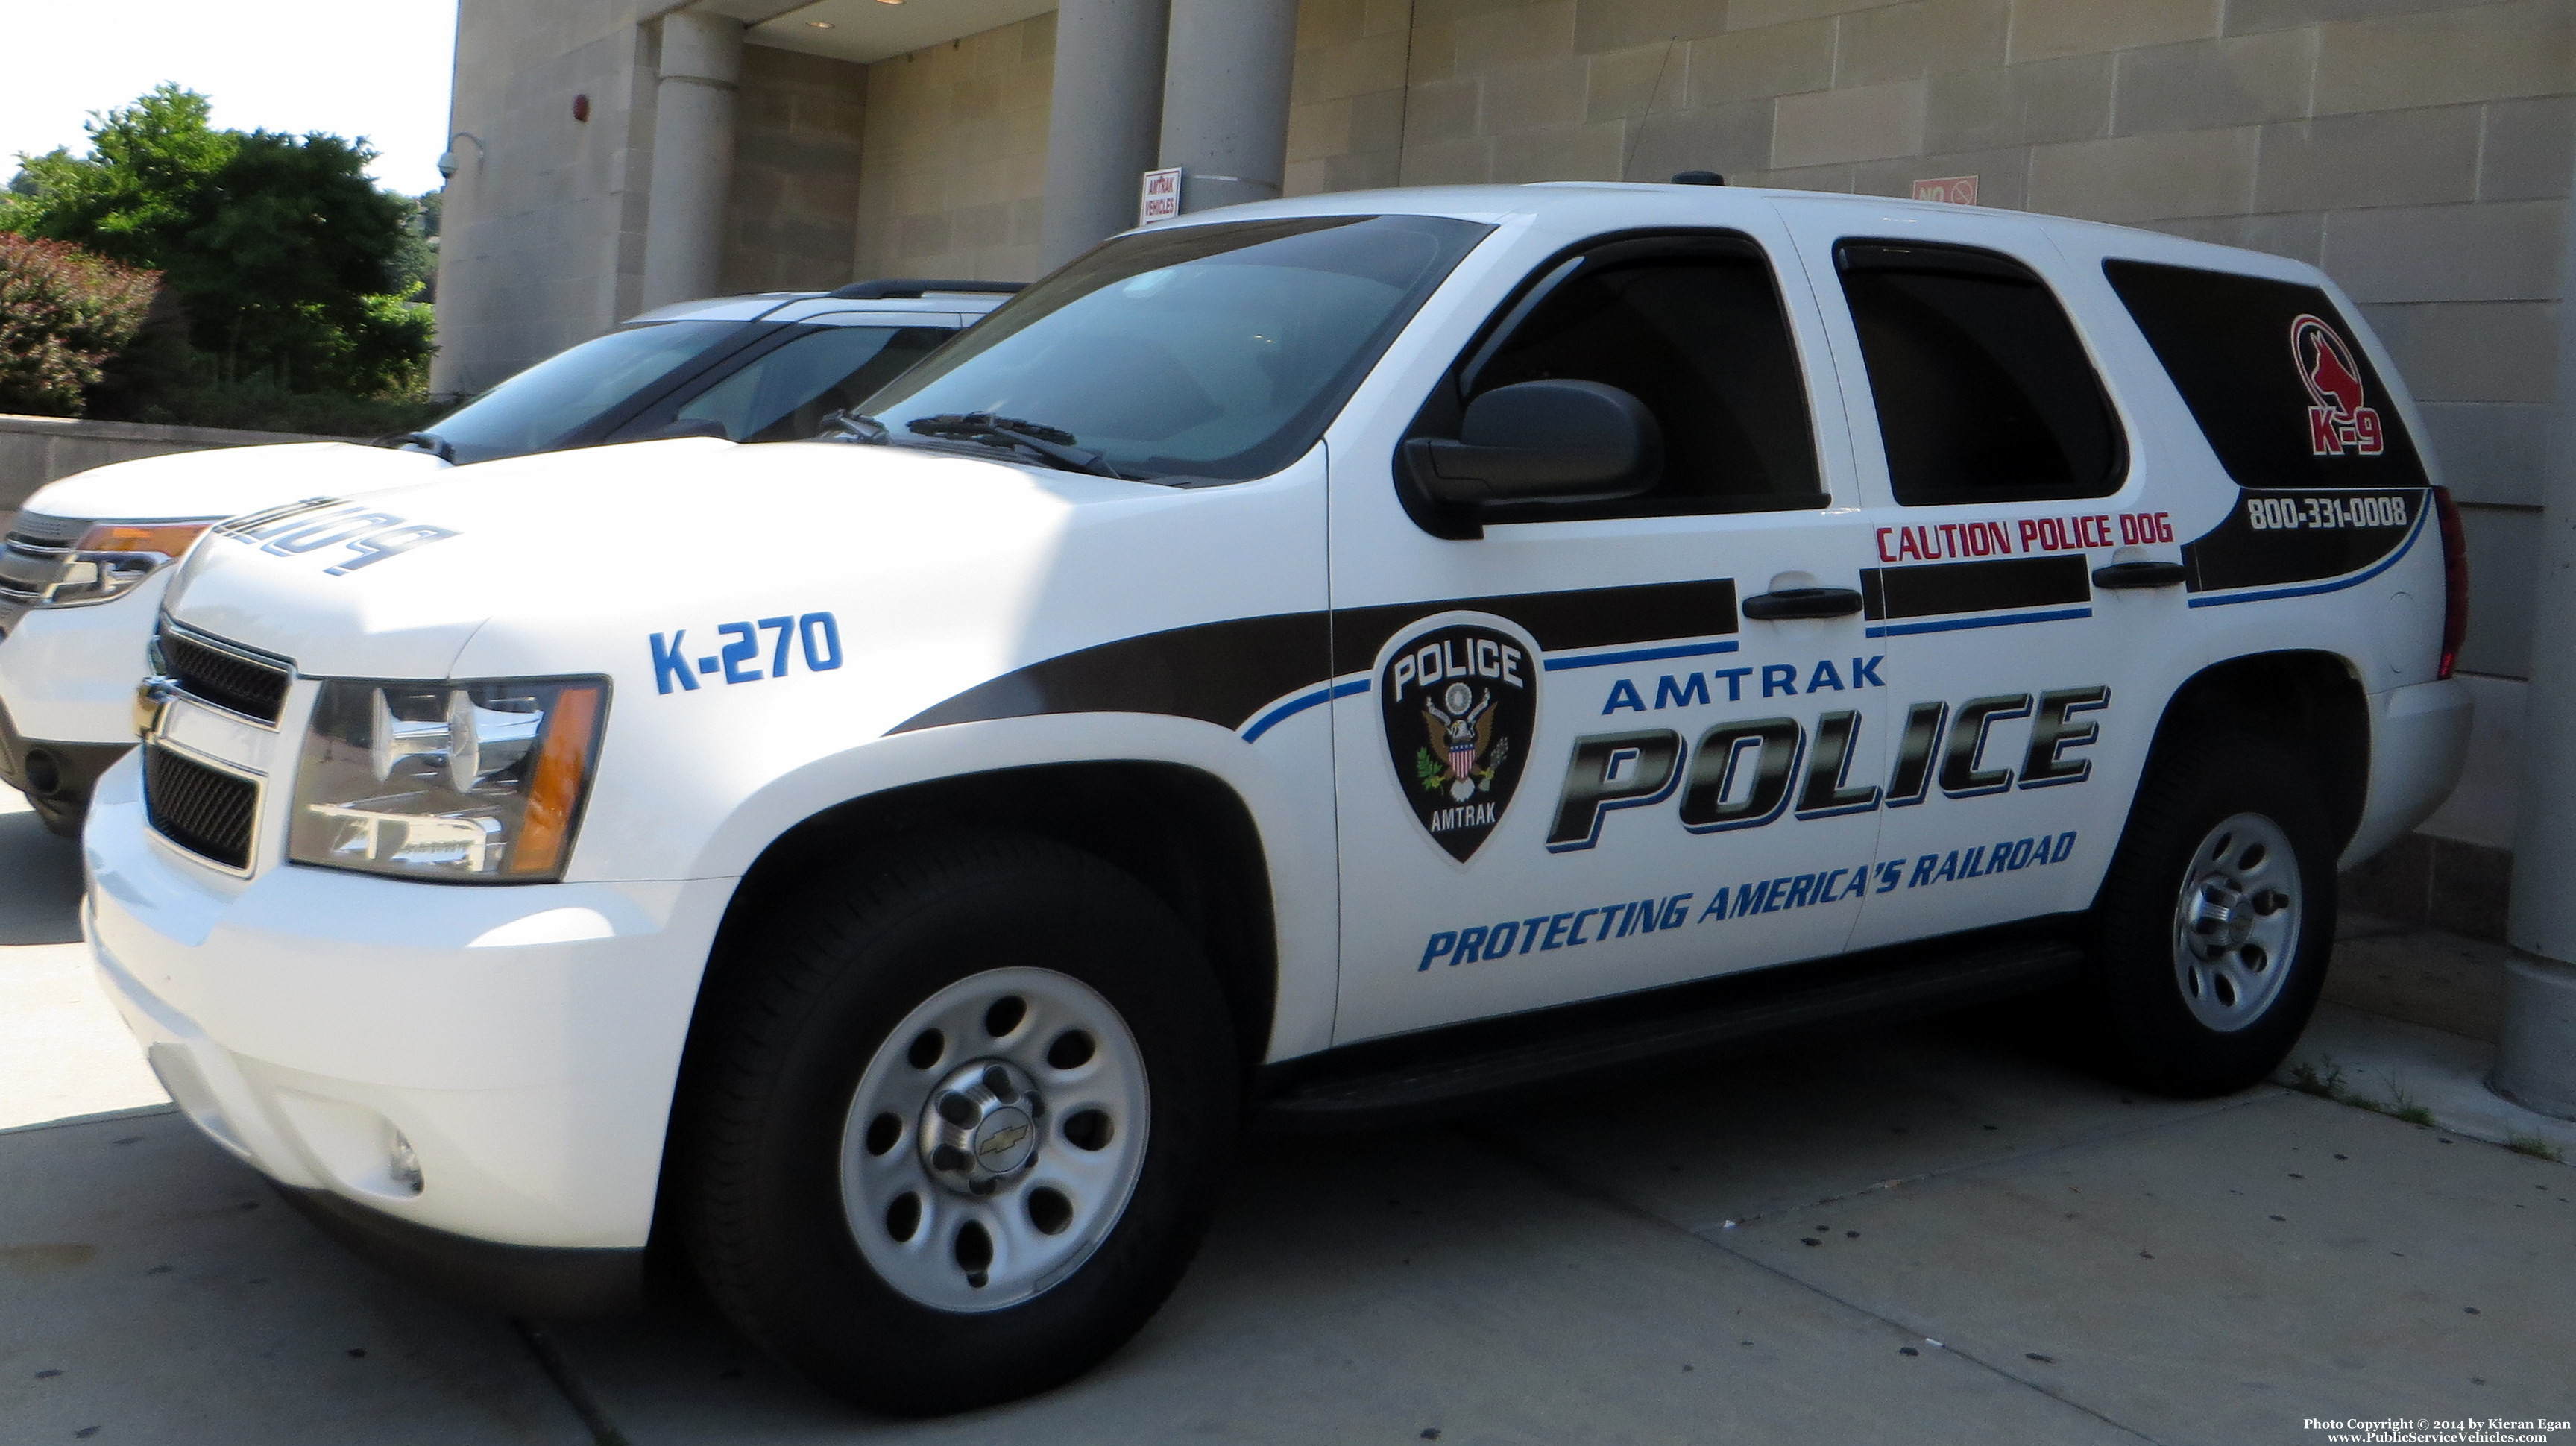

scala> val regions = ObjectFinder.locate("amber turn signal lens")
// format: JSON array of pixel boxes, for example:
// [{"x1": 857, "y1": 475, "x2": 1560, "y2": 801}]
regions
[
  {"x1": 77, "y1": 521, "x2": 215, "y2": 558},
  {"x1": 505, "y1": 684, "x2": 606, "y2": 877}
]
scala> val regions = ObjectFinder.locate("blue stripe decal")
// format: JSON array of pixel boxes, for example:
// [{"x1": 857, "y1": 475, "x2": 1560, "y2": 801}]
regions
[
  {"x1": 2184, "y1": 509, "x2": 2426, "y2": 609},
  {"x1": 1865, "y1": 607, "x2": 2092, "y2": 639},
  {"x1": 1241, "y1": 677, "x2": 1369, "y2": 742},
  {"x1": 1541, "y1": 638, "x2": 1741, "y2": 672}
]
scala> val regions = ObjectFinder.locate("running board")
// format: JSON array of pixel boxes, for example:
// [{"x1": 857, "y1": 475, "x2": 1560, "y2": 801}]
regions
[{"x1": 1254, "y1": 927, "x2": 2087, "y2": 1131}]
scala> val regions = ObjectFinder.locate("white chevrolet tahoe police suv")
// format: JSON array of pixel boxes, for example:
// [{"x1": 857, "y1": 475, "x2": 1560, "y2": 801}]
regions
[
  {"x1": 0, "y1": 282, "x2": 1009, "y2": 832},
  {"x1": 87, "y1": 183, "x2": 2472, "y2": 1413}
]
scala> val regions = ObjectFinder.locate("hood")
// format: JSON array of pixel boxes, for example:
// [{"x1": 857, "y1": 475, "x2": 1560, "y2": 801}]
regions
[
  {"x1": 161, "y1": 437, "x2": 1185, "y2": 687},
  {"x1": 22, "y1": 441, "x2": 449, "y2": 524}
]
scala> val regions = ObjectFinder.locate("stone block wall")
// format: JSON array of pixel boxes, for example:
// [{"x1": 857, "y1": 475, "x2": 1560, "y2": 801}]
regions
[
  {"x1": 433, "y1": 0, "x2": 659, "y2": 397},
  {"x1": 850, "y1": 15, "x2": 1059, "y2": 285},
  {"x1": 724, "y1": 46, "x2": 872, "y2": 295},
  {"x1": 435, "y1": 3, "x2": 1069, "y2": 403}
]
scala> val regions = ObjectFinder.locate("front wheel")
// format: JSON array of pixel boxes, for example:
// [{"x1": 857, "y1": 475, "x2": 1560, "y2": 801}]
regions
[
  {"x1": 2085, "y1": 732, "x2": 2337, "y2": 1096},
  {"x1": 675, "y1": 833, "x2": 1237, "y2": 1414}
]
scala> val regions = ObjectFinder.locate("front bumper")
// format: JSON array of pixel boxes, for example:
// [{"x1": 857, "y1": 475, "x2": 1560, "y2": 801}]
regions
[
  {"x1": 0, "y1": 576, "x2": 166, "y2": 828},
  {"x1": 83, "y1": 750, "x2": 736, "y2": 1300},
  {"x1": 0, "y1": 692, "x2": 127, "y2": 833},
  {"x1": 0, "y1": 573, "x2": 167, "y2": 746}
]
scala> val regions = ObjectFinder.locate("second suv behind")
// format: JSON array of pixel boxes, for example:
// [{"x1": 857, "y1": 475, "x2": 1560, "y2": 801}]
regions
[{"x1": 0, "y1": 280, "x2": 1015, "y2": 831}]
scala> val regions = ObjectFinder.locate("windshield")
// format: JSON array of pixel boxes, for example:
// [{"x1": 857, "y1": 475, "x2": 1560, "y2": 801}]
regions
[
  {"x1": 428, "y1": 321, "x2": 743, "y2": 463},
  {"x1": 860, "y1": 214, "x2": 1491, "y2": 480},
  {"x1": 675, "y1": 325, "x2": 951, "y2": 442}
]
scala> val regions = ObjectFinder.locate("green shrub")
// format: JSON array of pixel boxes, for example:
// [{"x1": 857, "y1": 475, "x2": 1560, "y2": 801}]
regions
[
  {"x1": 132, "y1": 368, "x2": 444, "y2": 438},
  {"x1": 0, "y1": 83, "x2": 432, "y2": 412},
  {"x1": 0, "y1": 233, "x2": 160, "y2": 416}
]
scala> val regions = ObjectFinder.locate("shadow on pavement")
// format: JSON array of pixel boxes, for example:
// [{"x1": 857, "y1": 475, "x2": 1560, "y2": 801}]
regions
[
  {"x1": 10, "y1": 1004, "x2": 2573, "y2": 1445},
  {"x1": 0, "y1": 797, "x2": 83, "y2": 945}
]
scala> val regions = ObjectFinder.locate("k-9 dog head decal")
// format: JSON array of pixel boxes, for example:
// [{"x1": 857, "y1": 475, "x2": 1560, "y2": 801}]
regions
[
  {"x1": 2290, "y1": 314, "x2": 2384, "y2": 457},
  {"x1": 1380, "y1": 619, "x2": 1537, "y2": 862}
]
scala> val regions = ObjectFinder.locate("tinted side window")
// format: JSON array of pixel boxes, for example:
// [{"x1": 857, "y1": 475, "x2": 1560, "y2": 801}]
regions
[
  {"x1": 1836, "y1": 242, "x2": 2123, "y2": 506},
  {"x1": 427, "y1": 321, "x2": 746, "y2": 464},
  {"x1": 1453, "y1": 234, "x2": 1823, "y2": 521},
  {"x1": 2103, "y1": 259, "x2": 2428, "y2": 489}
]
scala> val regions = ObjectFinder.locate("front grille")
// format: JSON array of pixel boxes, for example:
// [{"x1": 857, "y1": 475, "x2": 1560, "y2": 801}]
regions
[
  {"x1": 163, "y1": 628, "x2": 291, "y2": 724},
  {"x1": 5, "y1": 513, "x2": 86, "y2": 545},
  {"x1": 143, "y1": 744, "x2": 258, "y2": 870},
  {"x1": 1, "y1": 515, "x2": 86, "y2": 601},
  {"x1": 0, "y1": 543, "x2": 66, "y2": 599}
]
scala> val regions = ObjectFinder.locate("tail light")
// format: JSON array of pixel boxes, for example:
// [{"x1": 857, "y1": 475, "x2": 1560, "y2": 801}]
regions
[{"x1": 2431, "y1": 485, "x2": 2468, "y2": 680}]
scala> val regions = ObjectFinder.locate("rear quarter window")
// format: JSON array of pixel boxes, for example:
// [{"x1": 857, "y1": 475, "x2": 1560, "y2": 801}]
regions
[{"x1": 2101, "y1": 260, "x2": 2428, "y2": 489}]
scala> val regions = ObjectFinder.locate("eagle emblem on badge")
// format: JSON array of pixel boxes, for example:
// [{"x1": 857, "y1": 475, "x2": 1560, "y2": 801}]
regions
[
  {"x1": 1379, "y1": 619, "x2": 1537, "y2": 863},
  {"x1": 1418, "y1": 680, "x2": 1504, "y2": 804}
]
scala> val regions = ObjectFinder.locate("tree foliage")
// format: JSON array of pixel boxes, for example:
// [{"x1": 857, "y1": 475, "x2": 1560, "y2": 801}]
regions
[
  {"x1": 0, "y1": 84, "x2": 432, "y2": 400},
  {"x1": 0, "y1": 234, "x2": 160, "y2": 416}
]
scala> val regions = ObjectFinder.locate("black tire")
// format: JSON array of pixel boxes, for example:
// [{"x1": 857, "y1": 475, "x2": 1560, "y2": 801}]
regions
[
  {"x1": 2084, "y1": 729, "x2": 2338, "y2": 1097},
  {"x1": 673, "y1": 832, "x2": 1237, "y2": 1415}
]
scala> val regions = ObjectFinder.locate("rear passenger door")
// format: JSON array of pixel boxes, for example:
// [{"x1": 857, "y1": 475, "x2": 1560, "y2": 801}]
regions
[
  {"x1": 1775, "y1": 208, "x2": 2164, "y2": 950},
  {"x1": 1327, "y1": 226, "x2": 1890, "y2": 1044}
]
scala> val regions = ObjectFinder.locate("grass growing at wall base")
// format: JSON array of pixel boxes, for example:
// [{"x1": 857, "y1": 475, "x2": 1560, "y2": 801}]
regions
[{"x1": 2288, "y1": 1057, "x2": 2438, "y2": 1126}]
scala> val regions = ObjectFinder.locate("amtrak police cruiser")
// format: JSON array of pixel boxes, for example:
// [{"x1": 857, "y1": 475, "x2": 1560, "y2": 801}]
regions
[{"x1": 84, "y1": 182, "x2": 2472, "y2": 1413}]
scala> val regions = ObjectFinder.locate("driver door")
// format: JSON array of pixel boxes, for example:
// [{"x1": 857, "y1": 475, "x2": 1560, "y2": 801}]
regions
[{"x1": 1326, "y1": 221, "x2": 1889, "y2": 1045}]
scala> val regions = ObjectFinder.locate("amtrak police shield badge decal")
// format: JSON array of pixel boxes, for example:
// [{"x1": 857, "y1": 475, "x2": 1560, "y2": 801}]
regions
[{"x1": 1380, "y1": 620, "x2": 1536, "y2": 862}]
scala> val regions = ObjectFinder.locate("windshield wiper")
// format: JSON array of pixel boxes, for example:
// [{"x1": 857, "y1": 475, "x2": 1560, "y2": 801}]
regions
[
  {"x1": 904, "y1": 413, "x2": 1130, "y2": 480},
  {"x1": 813, "y1": 409, "x2": 891, "y2": 444},
  {"x1": 371, "y1": 430, "x2": 456, "y2": 462}
]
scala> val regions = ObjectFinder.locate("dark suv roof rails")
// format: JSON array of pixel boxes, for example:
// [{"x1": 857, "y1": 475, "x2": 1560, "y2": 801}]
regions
[{"x1": 828, "y1": 279, "x2": 1029, "y2": 300}]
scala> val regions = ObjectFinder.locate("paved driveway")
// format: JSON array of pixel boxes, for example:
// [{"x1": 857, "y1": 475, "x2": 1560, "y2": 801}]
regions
[{"x1": 4, "y1": 788, "x2": 2570, "y2": 1445}]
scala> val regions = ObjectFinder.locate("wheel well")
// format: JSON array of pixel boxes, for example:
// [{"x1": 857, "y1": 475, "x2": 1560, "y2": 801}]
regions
[
  {"x1": 703, "y1": 761, "x2": 1280, "y2": 1074},
  {"x1": 2144, "y1": 652, "x2": 2369, "y2": 850}
]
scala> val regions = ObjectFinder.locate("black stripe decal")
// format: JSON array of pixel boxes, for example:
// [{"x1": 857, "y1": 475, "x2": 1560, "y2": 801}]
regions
[
  {"x1": 890, "y1": 577, "x2": 1739, "y2": 736},
  {"x1": 1860, "y1": 556, "x2": 2090, "y2": 620},
  {"x1": 2181, "y1": 488, "x2": 2425, "y2": 595},
  {"x1": 1329, "y1": 579, "x2": 1737, "y2": 676},
  {"x1": 889, "y1": 613, "x2": 1329, "y2": 734}
]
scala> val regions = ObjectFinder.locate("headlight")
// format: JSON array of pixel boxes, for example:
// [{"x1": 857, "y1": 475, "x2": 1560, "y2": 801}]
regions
[
  {"x1": 288, "y1": 677, "x2": 608, "y2": 882},
  {"x1": 0, "y1": 520, "x2": 218, "y2": 609}
]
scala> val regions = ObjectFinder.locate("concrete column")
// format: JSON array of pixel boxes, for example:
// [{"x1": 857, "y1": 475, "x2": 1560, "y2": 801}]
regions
[
  {"x1": 640, "y1": 10, "x2": 743, "y2": 309},
  {"x1": 2496, "y1": 175, "x2": 2576, "y2": 1119},
  {"x1": 1157, "y1": 0, "x2": 1298, "y2": 214},
  {"x1": 1038, "y1": 0, "x2": 1171, "y2": 271}
]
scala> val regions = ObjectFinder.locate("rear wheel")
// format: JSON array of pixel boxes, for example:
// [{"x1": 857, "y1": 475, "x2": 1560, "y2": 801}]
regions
[
  {"x1": 2085, "y1": 732, "x2": 2337, "y2": 1096},
  {"x1": 677, "y1": 833, "x2": 1236, "y2": 1414}
]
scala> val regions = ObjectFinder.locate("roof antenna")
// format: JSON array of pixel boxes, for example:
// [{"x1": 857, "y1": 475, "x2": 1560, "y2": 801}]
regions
[
  {"x1": 1672, "y1": 170, "x2": 1726, "y2": 186},
  {"x1": 1619, "y1": 37, "x2": 1679, "y2": 181}
]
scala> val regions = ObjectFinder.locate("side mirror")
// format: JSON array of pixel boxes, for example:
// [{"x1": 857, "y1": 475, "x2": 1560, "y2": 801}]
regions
[{"x1": 1402, "y1": 379, "x2": 1661, "y2": 506}]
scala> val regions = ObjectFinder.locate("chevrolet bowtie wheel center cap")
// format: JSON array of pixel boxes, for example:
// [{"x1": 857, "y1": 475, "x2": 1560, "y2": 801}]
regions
[
  {"x1": 2170, "y1": 812, "x2": 2302, "y2": 1033},
  {"x1": 922, "y1": 1059, "x2": 1044, "y2": 1195}
]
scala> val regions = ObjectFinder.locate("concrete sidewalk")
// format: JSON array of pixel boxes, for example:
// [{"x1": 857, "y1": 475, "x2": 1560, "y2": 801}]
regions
[{"x1": 4, "y1": 788, "x2": 2571, "y2": 1444}]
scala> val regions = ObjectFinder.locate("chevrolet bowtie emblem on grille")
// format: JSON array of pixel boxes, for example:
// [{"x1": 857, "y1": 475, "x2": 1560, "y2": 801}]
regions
[{"x1": 132, "y1": 675, "x2": 178, "y2": 740}]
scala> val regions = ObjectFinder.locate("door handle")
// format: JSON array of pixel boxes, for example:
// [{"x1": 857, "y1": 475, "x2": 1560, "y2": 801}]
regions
[
  {"x1": 1741, "y1": 586, "x2": 1864, "y2": 620},
  {"x1": 2091, "y1": 561, "x2": 2188, "y2": 590}
]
